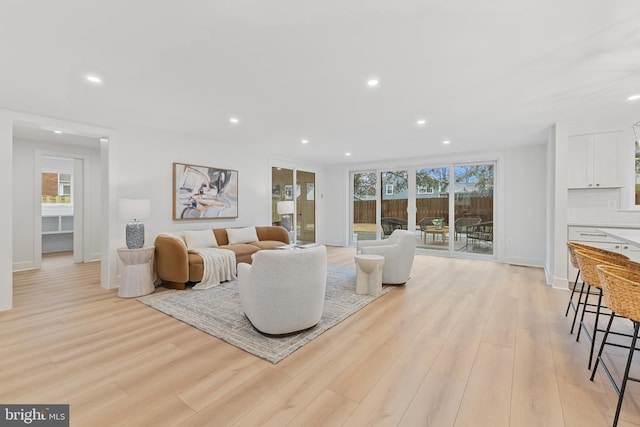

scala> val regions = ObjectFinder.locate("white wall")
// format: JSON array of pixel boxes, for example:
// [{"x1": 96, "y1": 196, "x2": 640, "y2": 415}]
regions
[
  {"x1": 0, "y1": 113, "x2": 12, "y2": 311},
  {"x1": 322, "y1": 144, "x2": 547, "y2": 265},
  {"x1": 545, "y1": 126, "x2": 557, "y2": 285},
  {"x1": 322, "y1": 164, "x2": 349, "y2": 246},
  {"x1": 503, "y1": 144, "x2": 546, "y2": 266},
  {"x1": 12, "y1": 138, "x2": 102, "y2": 270}
]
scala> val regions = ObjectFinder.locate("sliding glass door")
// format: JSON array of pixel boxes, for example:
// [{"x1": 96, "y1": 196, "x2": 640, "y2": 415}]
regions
[
  {"x1": 271, "y1": 166, "x2": 316, "y2": 245},
  {"x1": 352, "y1": 171, "x2": 377, "y2": 243},
  {"x1": 381, "y1": 170, "x2": 408, "y2": 239},
  {"x1": 453, "y1": 163, "x2": 494, "y2": 255},
  {"x1": 296, "y1": 170, "x2": 316, "y2": 244},
  {"x1": 415, "y1": 167, "x2": 449, "y2": 251},
  {"x1": 350, "y1": 161, "x2": 495, "y2": 257},
  {"x1": 272, "y1": 167, "x2": 294, "y2": 242}
]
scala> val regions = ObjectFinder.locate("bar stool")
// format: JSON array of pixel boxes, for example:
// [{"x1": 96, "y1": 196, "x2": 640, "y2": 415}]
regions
[
  {"x1": 591, "y1": 265, "x2": 640, "y2": 427},
  {"x1": 573, "y1": 249, "x2": 639, "y2": 369},
  {"x1": 566, "y1": 242, "x2": 628, "y2": 323}
]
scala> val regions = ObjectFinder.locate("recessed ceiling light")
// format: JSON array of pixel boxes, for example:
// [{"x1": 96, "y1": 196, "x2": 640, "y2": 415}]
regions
[
  {"x1": 367, "y1": 79, "x2": 379, "y2": 87},
  {"x1": 443, "y1": 140, "x2": 451, "y2": 145},
  {"x1": 345, "y1": 152, "x2": 351, "y2": 156},
  {"x1": 86, "y1": 75, "x2": 102, "y2": 84},
  {"x1": 417, "y1": 119, "x2": 427, "y2": 126},
  {"x1": 301, "y1": 139, "x2": 308, "y2": 144},
  {"x1": 229, "y1": 117, "x2": 239, "y2": 124},
  {"x1": 628, "y1": 94, "x2": 640, "y2": 101},
  {"x1": 53, "y1": 130, "x2": 63, "y2": 134}
]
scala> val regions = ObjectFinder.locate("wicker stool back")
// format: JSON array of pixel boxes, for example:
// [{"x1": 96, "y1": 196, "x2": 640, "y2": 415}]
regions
[{"x1": 593, "y1": 264, "x2": 640, "y2": 427}]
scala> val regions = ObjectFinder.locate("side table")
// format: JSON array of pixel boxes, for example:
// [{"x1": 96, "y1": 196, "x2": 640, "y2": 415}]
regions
[
  {"x1": 354, "y1": 254, "x2": 385, "y2": 296},
  {"x1": 117, "y1": 246, "x2": 155, "y2": 298}
]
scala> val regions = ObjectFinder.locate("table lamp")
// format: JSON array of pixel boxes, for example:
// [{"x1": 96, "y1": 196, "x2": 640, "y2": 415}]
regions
[
  {"x1": 277, "y1": 201, "x2": 295, "y2": 232},
  {"x1": 119, "y1": 198, "x2": 151, "y2": 249}
]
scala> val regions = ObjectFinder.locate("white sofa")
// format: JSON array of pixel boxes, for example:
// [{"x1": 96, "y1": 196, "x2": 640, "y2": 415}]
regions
[
  {"x1": 238, "y1": 245, "x2": 327, "y2": 335},
  {"x1": 357, "y1": 229, "x2": 416, "y2": 285}
]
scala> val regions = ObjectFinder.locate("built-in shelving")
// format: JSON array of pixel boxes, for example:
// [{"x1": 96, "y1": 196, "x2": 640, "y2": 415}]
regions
[
  {"x1": 42, "y1": 214, "x2": 73, "y2": 253},
  {"x1": 42, "y1": 215, "x2": 73, "y2": 234}
]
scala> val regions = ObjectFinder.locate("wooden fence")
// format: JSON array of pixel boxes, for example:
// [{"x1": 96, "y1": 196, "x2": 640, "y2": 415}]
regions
[{"x1": 353, "y1": 196, "x2": 493, "y2": 224}]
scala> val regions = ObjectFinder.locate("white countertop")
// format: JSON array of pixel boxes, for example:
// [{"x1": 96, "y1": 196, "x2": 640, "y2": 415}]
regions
[
  {"x1": 597, "y1": 228, "x2": 640, "y2": 246},
  {"x1": 569, "y1": 223, "x2": 640, "y2": 229}
]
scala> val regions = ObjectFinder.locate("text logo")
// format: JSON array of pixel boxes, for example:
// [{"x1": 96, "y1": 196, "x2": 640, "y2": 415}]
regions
[{"x1": 1, "y1": 405, "x2": 69, "y2": 426}]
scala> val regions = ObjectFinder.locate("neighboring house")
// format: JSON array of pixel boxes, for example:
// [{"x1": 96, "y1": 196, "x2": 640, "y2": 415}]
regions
[
  {"x1": 440, "y1": 182, "x2": 494, "y2": 197},
  {"x1": 381, "y1": 177, "x2": 493, "y2": 200}
]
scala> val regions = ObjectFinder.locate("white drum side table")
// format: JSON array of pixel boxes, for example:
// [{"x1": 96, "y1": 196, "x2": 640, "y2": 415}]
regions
[
  {"x1": 117, "y1": 246, "x2": 155, "y2": 298},
  {"x1": 355, "y1": 254, "x2": 385, "y2": 296}
]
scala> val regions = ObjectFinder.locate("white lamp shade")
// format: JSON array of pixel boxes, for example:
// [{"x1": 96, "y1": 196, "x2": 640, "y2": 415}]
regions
[
  {"x1": 277, "y1": 201, "x2": 295, "y2": 215},
  {"x1": 119, "y1": 198, "x2": 151, "y2": 220}
]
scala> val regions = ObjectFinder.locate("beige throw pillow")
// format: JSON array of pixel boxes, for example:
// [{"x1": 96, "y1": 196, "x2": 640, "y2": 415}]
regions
[
  {"x1": 226, "y1": 226, "x2": 259, "y2": 244},
  {"x1": 183, "y1": 229, "x2": 218, "y2": 249}
]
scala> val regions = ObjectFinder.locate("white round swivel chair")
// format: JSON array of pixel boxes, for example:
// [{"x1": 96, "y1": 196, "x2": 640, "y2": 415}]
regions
[
  {"x1": 238, "y1": 245, "x2": 327, "y2": 335},
  {"x1": 357, "y1": 230, "x2": 416, "y2": 285}
]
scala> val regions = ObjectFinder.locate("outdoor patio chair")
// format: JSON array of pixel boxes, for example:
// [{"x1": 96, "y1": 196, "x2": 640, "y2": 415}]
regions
[
  {"x1": 467, "y1": 221, "x2": 493, "y2": 247},
  {"x1": 380, "y1": 217, "x2": 407, "y2": 238},
  {"x1": 454, "y1": 217, "x2": 482, "y2": 240}
]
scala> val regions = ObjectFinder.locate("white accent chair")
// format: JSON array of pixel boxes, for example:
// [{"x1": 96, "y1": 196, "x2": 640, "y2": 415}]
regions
[
  {"x1": 357, "y1": 229, "x2": 416, "y2": 285},
  {"x1": 238, "y1": 245, "x2": 327, "y2": 335}
]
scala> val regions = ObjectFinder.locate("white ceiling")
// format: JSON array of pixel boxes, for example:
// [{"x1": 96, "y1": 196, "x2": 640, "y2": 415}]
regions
[{"x1": 3, "y1": 1, "x2": 640, "y2": 165}]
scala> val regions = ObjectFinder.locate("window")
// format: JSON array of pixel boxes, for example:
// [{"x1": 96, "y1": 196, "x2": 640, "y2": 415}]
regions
[
  {"x1": 41, "y1": 171, "x2": 72, "y2": 204},
  {"x1": 385, "y1": 184, "x2": 394, "y2": 195},
  {"x1": 59, "y1": 173, "x2": 71, "y2": 196},
  {"x1": 417, "y1": 185, "x2": 434, "y2": 195}
]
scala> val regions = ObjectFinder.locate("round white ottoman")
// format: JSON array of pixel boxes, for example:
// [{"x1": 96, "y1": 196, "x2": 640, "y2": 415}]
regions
[{"x1": 355, "y1": 254, "x2": 385, "y2": 296}]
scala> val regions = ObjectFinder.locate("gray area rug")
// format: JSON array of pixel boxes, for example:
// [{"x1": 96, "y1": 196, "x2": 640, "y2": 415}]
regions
[{"x1": 138, "y1": 265, "x2": 394, "y2": 364}]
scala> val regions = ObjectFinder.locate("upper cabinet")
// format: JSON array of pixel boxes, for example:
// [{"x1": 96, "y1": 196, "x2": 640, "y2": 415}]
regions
[{"x1": 567, "y1": 131, "x2": 623, "y2": 189}]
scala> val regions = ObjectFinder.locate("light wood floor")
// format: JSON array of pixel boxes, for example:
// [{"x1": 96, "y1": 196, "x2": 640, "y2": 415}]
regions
[{"x1": 4, "y1": 247, "x2": 640, "y2": 426}]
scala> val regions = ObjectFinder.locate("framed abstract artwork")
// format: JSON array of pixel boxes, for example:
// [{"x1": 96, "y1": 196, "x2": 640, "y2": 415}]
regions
[{"x1": 173, "y1": 162, "x2": 238, "y2": 220}]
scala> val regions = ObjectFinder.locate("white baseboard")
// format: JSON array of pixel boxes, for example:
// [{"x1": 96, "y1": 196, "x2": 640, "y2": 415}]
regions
[
  {"x1": 503, "y1": 256, "x2": 544, "y2": 268},
  {"x1": 12, "y1": 260, "x2": 35, "y2": 272},
  {"x1": 319, "y1": 239, "x2": 349, "y2": 247},
  {"x1": 543, "y1": 267, "x2": 569, "y2": 290},
  {"x1": 551, "y1": 275, "x2": 569, "y2": 290},
  {"x1": 87, "y1": 252, "x2": 101, "y2": 262}
]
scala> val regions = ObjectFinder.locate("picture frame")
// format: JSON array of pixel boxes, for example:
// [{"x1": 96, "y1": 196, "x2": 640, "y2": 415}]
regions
[
  {"x1": 284, "y1": 184, "x2": 293, "y2": 200},
  {"x1": 272, "y1": 184, "x2": 281, "y2": 199},
  {"x1": 173, "y1": 162, "x2": 238, "y2": 220}
]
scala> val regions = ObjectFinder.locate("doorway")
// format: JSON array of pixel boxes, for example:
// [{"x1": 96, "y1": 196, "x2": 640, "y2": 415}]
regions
[
  {"x1": 41, "y1": 156, "x2": 75, "y2": 258},
  {"x1": 35, "y1": 152, "x2": 87, "y2": 268},
  {"x1": 11, "y1": 124, "x2": 102, "y2": 273},
  {"x1": 296, "y1": 170, "x2": 316, "y2": 244},
  {"x1": 271, "y1": 166, "x2": 316, "y2": 245}
]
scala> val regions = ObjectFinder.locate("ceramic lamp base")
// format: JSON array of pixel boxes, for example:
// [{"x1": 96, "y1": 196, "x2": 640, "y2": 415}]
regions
[{"x1": 125, "y1": 221, "x2": 145, "y2": 249}]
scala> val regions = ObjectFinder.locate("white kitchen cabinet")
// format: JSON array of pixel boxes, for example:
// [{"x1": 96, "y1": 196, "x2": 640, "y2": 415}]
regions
[
  {"x1": 567, "y1": 226, "x2": 640, "y2": 285},
  {"x1": 567, "y1": 132, "x2": 622, "y2": 189}
]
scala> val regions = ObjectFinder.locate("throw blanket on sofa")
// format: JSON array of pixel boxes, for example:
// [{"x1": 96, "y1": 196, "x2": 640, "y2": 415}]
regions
[{"x1": 188, "y1": 248, "x2": 237, "y2": 290}]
